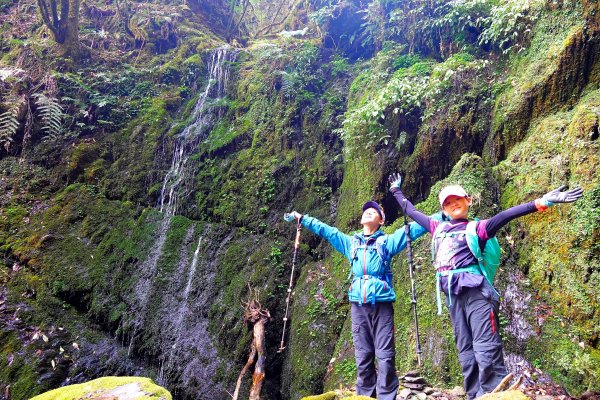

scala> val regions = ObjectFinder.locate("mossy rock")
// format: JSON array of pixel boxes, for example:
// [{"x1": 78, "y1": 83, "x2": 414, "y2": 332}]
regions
[
  {"x1": 478, "y1": 390, "x2": 529, "y2": 400},
  {"x1": 301, "y1": 391, "x2": 373, "y2": 400},
  {"x1": 30, "y1": 376, "x2": 172, "y2": 400}
]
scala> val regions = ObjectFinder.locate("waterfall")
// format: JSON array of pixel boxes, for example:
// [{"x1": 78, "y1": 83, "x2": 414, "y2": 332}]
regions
[
  {"x1": 129, "y1": 46, "x2": 237, "y2": 364},
  {"x1": 158, "y1": 46, "x2": 237, "y2": 216},
  {"x1": 157, "y1": 235, "x2": 203, "y2": 385}
]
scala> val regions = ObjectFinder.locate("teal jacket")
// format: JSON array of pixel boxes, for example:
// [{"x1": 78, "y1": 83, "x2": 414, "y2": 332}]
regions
[{"x1": 300, "y1": 215, "x2": 428, "y2": 304}]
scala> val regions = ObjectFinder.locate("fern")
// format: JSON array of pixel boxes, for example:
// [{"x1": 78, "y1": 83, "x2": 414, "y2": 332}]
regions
[
  {"x1": 280, "y1": 71, "x2": 298, "y2": 99},
  {"x1": 34, "y1": 93, "x2": 64, "y2": 138},
  {"x1": 0, "y1": 104, "x2": 21, "y2": 151}
]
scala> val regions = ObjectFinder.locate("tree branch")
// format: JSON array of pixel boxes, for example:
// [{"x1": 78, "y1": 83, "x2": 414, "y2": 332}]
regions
[{"x1": 255, "y1": 0, "x2": 300, "y2": 37}]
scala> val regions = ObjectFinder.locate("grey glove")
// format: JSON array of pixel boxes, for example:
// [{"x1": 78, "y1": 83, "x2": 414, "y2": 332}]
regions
[
  {"x1": 284, "y1": 211, "x2": 302, "y2": 222},
  {"x1": 542, "y1": 185, "x2": 584, "y2": 205},
  {"x1": 388, "y1": 173, "x2": 403, "y2": 192}
]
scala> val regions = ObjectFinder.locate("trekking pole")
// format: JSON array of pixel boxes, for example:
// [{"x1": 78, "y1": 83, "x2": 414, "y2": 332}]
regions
[
  {"x1": 401, "y1": 201, "x2": 423, "y2": 367},
  {"x1": 278, "y1": 214, "x2": 302, "y2": 353}
]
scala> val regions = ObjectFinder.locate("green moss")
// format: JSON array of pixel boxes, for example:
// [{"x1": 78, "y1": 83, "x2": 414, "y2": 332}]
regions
[
  {"x1": 301, "y1": 392, "x2": 374, "y2": 400},
  {"x1": 494, "y1": 86, "x2": 599, "y2": 395},
  {"x1": 30, "y1": 376, "x2": 172, "y2": 400},
  {"x1": 478, "y1": 391, "x2": 530, "y2": 400}
]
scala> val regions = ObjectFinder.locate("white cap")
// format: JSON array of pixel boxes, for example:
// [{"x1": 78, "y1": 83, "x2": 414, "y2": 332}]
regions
[{"x1": 438, "y1": 185, "x2": 468, "y2": 206}]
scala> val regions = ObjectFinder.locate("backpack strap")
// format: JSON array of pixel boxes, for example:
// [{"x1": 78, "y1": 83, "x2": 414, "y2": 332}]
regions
[
  {"x1": 376, "y1": 234, "x2": 392, "y2": 284},
  {"x1": 348, "y1": 235, "x2": 361, "y2": 281},
  {"x1": 430, "y1": 222, "x2": 447, "y2": 264}
]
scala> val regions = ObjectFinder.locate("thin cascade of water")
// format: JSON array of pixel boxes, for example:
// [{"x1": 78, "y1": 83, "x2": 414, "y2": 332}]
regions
[
  {"x1": 183, "y1": 235, "x2": 202, "y2": 299},
  {"x1": 130, "y1": 46, "x2": 236, "y2": 362},
  {"x1": 158, "y1": 46, "x2": 237, "y2": 216},
  {"x1": 158, "y1": 234, "x2": 203, "y2": 385}
]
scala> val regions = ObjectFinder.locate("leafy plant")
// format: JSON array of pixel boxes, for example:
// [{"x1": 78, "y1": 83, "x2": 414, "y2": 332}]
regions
[
  {"x1": 478, "y1": 0, "x2": 543, "y2": 53},
  {"x1": 0, "y1": 104, "x2": 20, "y2": 152},
  {"x1": 34, "y1": 93, "x2": 64, "y2": 139}
]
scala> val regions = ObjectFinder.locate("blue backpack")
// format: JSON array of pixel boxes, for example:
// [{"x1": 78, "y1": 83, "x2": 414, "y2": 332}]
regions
[
  {"x1": 349, "y1": 234, "x2": 390, "y2": 270},
  {"x1": 347, "y1": 234, "x2": 394, "y2": 304}
]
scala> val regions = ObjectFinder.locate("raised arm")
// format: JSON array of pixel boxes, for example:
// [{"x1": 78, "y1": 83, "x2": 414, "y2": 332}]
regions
[
  {"x1": 284, "y1": 212, "x2": 352, "y2": 258},
  {"x1": 385, "y1": 220, "x2": 429, "y2": 256},
  {"x1": 388, "y1": 173, "x2": 433, "y2": 233},
  {"x1": 483, "y1": 185, "x2": 584, "y2": 237}
]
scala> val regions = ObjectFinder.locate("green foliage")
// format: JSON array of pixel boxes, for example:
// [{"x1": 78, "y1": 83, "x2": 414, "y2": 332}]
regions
[
  {"x1": 328, "y1": 55, "x2": 350, "y2": 77},
  {"x1": 392, "y1": 54, "x2": 421, "y2": 70},
  {"x1": 358, "y1": 0, "x2": 385, "y2": 50},
  {"x1": 478, "y1": 0, "x2": 543, "y2": 53},
  {"x1": 0, "y1": 103, "x2": 20, "y2": 150},
  {"x1": 34, "y1": 93, "x2": 64, "y2": 139},
  {"x1": 333, "y1": 358, "x2": 357, "y2": 382},
  {"x1": 338, "y1": 50, "x2": 488, "y2": 155}
]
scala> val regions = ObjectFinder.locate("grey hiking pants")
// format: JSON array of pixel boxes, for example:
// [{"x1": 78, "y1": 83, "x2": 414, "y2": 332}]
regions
[
  {"x1": 447, "y1": 280, "x2": 508, "y2": 399},
  {"x1": 350, "y1": 302, "x2": 398, "y2": 400}
]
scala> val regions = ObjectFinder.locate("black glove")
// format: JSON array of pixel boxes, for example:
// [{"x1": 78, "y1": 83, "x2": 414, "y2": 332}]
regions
[
  {"x1": 388, "y1": 173, "x2": 403, "y2": 192},
  {"x1": 542, "y1": 185, "x2": 584, "y2": 205}
]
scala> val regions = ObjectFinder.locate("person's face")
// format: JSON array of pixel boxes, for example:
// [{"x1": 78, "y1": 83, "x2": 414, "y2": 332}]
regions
[
  {"x1": 442, "y1": 195, "x2": 471, "y2": 220},
  {"x1": 361, "y1": 207, "x2": 383, "y2": 227}
]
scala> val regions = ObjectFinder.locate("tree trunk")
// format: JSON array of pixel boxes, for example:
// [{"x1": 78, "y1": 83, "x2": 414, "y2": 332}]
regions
[
  {"x1": 62, "y1": 0, "x2": 81, "y2": 58},
  {"x1": 36, "y1": 0, "x2": 80, "y2": 58}
]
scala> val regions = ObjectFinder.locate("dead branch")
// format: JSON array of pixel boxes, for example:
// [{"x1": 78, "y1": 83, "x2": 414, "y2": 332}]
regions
[{"x1": 232, "y1": 287, "x2": 271, "y2": 400}]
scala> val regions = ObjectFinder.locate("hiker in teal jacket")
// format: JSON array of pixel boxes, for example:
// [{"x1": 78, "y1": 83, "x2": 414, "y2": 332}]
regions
[{"x1": 285, "y1": 201, "x2": 428, "y2": 399}]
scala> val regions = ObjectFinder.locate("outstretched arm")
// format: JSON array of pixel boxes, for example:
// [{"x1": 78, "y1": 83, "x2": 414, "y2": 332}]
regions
[
  {"x1": 284, "y1": 212, "x2": 352, "y2": 258},
  {"x1": 482, "y1": 186, "x2": 584, "y2": 238},
  {"x1": 386, "y1": 220, "x2": 429, "y2": 256},
  {"x1": 388, "y1": 173, "x2": 433, "y2": 233}
]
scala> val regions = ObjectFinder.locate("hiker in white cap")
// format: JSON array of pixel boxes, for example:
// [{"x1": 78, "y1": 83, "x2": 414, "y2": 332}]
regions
[{"x1": 388, "y1": 173, "x2": 583, "y2": 399}]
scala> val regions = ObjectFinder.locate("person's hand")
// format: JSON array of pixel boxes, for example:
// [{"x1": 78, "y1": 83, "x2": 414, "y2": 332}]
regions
[
  {"x1": 284, "y1": 211, "x2": 302, "y2": 222},
  {"x1": 542, "y1": 185, "x2": 584, "y2": 205},
  {"x1": 388, "y1": 173, "x2": 403, "y2": 192}
]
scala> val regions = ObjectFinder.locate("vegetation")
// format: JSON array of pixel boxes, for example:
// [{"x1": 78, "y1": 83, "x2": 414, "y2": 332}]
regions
[{"x1": 0, "y1": 0, "x2": 598, "y2": 399}]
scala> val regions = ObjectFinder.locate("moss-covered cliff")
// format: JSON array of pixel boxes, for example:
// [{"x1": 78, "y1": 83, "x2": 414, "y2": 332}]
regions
[{"x1": 0, "y1": 0, "x2": 598, "y2": 399}]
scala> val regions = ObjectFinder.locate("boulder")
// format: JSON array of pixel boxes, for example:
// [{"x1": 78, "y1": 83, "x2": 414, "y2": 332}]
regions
[
  {"x1": 478, "y1": 390, "x2": 530, "y2": 400},
  {"x1": 29, "y1": 376, "x2": 172, "y2": 400}
]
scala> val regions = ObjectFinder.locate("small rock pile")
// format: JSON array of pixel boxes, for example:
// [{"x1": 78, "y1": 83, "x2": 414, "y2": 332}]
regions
[{"x1": 397, "y1": 370, "x2": 465, "y2": 400}]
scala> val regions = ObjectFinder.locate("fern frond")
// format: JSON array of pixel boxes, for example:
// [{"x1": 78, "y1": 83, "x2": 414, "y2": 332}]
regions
[
  {"x1": 35, "y1": 93, "x2": 64, "y2": 137},
  {"x1": 0, "y1": 103, "x2": 21, "y2": 150},
  {"x1": 280, "y1": 71, "x2": 298, "y2": 99}
]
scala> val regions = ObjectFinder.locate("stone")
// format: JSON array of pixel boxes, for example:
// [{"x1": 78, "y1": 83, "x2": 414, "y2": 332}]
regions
[
  {"x1": 398, "y1": 388, "x2": 413, "y2": 399},
  {"x1": 450, "y1": 386, "x2": 466, "y2": 396},
  {"x1": 415, "y1": 393, "x2": 427, "y2": 400},
  {"x1": 423, "y1": 387, "x2": 435, "y2": 395},
  {"x1": 404, "y1": 376, "x2": 428, "y2": 384},
  {"x1": 29, "y1": 377, "x2": 172, "y2": 400},
  {"x1": 478, "y1": 390, "x2": 530, "y2": 400},
  {"x1": 403, "y1": 382, "x2": 425, "y2": 390}
]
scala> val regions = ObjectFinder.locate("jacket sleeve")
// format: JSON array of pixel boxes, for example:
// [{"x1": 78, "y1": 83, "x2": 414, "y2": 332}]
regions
[
  {"x1": 385, "y1": 220, "x2": 428, "y2": 256},
  {"x1": 479, "y1": 201, "x2": 538, "y2": 238},
  {"x1": 391, "y1": 188, "x2": 433, "y2": 232},
  {"x1": 300, "y1": 215, "x2": 352, "y2": 259}
]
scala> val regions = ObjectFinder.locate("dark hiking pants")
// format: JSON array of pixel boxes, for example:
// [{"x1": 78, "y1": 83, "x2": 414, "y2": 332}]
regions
[
  {"x1": 447, "y1": 280, "x2": 508, "y2": 399},
  {"x1": 350, "y1": 302, "x2": 398, "y2": 400}
]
